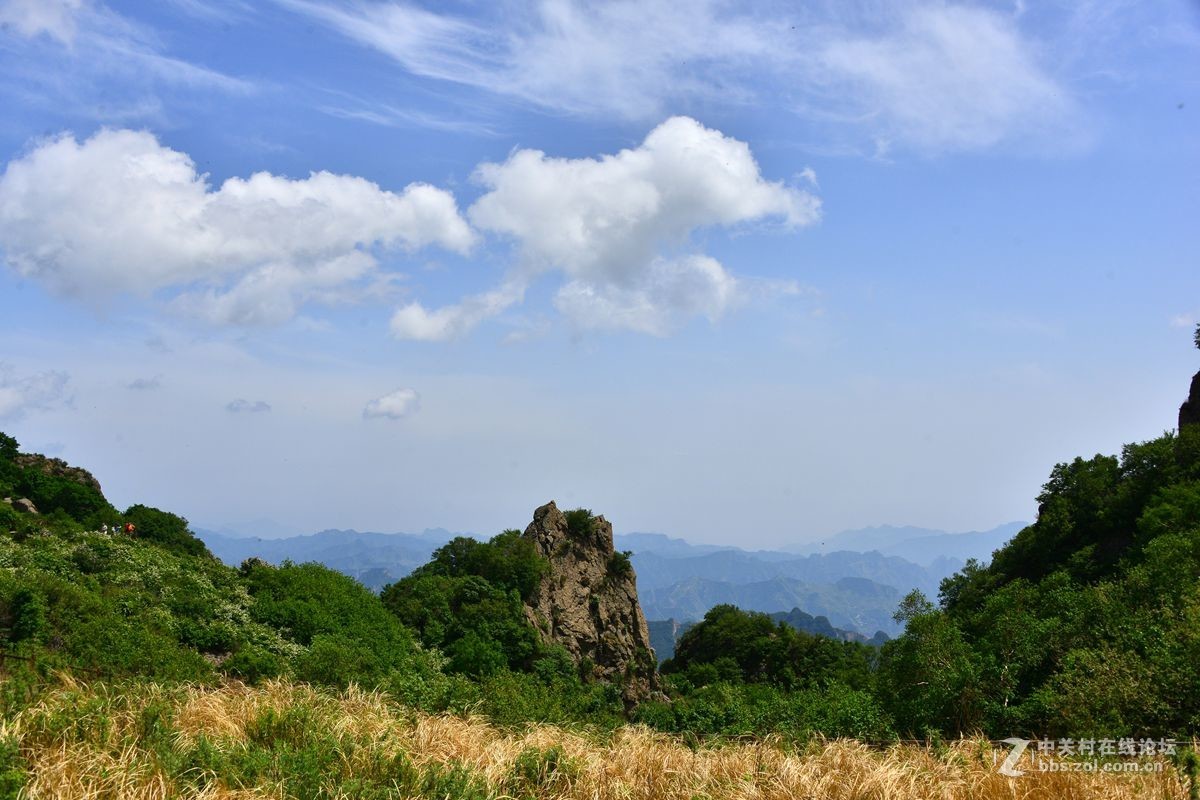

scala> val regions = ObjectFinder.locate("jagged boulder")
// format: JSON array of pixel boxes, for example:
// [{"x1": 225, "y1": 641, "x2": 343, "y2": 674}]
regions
[
  {"x1": 521, "y1": 501, "x2": 658, "y2": 704},
  {"x1": 12, "y1": 496, "x2": 37, "y2": 515},
  {"x1": 1181, "y1": 371, "x2": 1200, "y2": 430}
]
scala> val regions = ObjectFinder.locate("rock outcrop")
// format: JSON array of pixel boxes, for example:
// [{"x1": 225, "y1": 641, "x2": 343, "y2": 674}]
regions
[
  {"x1": 13, "y1": 498, "x2": 38, "y2": 515},
  {"x1": 1181, "y1": 371, "x2": 1200, "y2": 430},
  {"x1": 13, "y1": 454, "x2": 103, "y2": 495},
  {"x1": 521, "y1": 501, "x2": 658, "y2": 704}
]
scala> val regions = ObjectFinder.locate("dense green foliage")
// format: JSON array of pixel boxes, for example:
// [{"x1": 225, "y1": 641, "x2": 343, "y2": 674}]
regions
[
  {"x1": 877, "y1": 424, "x2": 1200, "y2": 738},
  {"x1": 408, "y1": 530, "x2": 548, "y2": 600},
  {"x1": 0, "y1": 523, "x2": 269, "y2": 681},
  {"x1": 663, "y1": 604, "x2": 875, "y2": 691},
  {"x1": 382, "y1": 572, "x2": 542, "y2": 676},
  {"x1": 123, "y1": 504, "x2": 207, "y2": 557},
  {"x1": 647, "y1": 604, "x2": 890, "y2": 740},
  {"x1": 379, "y1": 529, "x2": 626, "y2": 724},
  {"x1": 381, "y1": 531, "x2": 549, "y2": 676},
  {"x1": 0, "y1": 440, "x2": 111, "y2": 527},
  {"x1": 0, "y1": 434, "x2": 448, "y2": 704},
  {"x1": 241, "y1": 559, "x2": 441, "y2": 688},
  {"x1": 635, "y1": 681, "x2": 893, "y2": 740}
]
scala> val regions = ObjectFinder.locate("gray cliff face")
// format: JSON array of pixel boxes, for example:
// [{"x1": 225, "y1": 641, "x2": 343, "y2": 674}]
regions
[
  {"x1": 521, "y1": 501, "x2": 658, "y2": 704},
  {"x1": 1181, "y1": 371, "x2": 1200, "y2": 430}
]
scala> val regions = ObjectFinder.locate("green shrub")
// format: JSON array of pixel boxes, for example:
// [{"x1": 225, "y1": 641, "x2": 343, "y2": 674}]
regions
[
  {"x1": 0, "y1": 504, "x2": 21, "y2": 533},
  {"x1": 223, "y1": 646, "x2": 286, "y2": 684},
  {"x1": 506, "y1": 746, "x2": 578, "y2": 799},
  {"x1": 606, "y1": 550, "x2": 633, "y2": 578},
  {"x1": 563, "y1": 508, "x2": 595, "y2": 540},
  {"x1": 9, "y1": 587, "x2": 48, "y2": 644},
  {"x1": 0, "y1": 736, "x2": 26, "y2": 800}
]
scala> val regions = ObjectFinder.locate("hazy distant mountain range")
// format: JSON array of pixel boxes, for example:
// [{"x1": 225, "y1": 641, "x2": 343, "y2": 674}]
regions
[
  {"x1": 786, "y1": 522, "x2": 1027, "y2": 566},
  {"x1": 196, "y1": 527, "x2": 459, "y2": 592},
  {"x1": 194, "y1": 521, "x2": 1024, "y2": 638}
]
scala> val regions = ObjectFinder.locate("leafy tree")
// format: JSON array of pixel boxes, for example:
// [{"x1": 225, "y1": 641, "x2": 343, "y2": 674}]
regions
[
  {"x1": 877, "y1": 591, "x2": 980, "y2": 735},
  {"x1": 382, "y1": 528, "x2": 553, "y2": 677},
  {"x1": 382, "y1": 572, "x2": 542, "y2": 676},
  {"x1": 663, "y1": 604, "x2": 875, "y2": 691},
  {"x1": 0, "y1": 433, "x2": 18, "y2": 463},
  {"x1": 414, "y1": 530, "x2": 547, "y2": 600},
  {"x1": 123, "y1": 505, "x2": 208, "y2": 557},
  {"x1": 929, "y1": 421, "x2": 1200, "y2": 737},
  {"x1": 606, "y1": 550, "x2": 633, "y2": 578}
]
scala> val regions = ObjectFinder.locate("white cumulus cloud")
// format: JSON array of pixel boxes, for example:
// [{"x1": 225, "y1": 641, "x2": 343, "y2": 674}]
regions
[
  {"x1": 363, "y1": 388, "x2": 419, "y2": 420},
  {"x1": 0, "y1": 129, "x2": 475, "y2": 325},
  {"x1": 390, "y1": 283, "x2": 523, "y2": 342},
  {"x1": 393, "y1": 116, "x2": 817, "y2": 339},
  {"x1": 552, "y1": 256, "x2": 740, "y2": 336}
]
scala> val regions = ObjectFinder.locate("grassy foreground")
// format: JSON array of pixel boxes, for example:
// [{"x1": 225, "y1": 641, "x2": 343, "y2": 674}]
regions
[{"x1": 0, "y1": 677, "x2": 1188, "y2": 800}]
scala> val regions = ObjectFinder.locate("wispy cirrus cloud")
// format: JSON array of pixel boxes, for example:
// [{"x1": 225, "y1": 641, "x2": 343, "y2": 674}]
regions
[
  {"x1": 1170, "y1": 312, "x2": 1198, "y2": 330},
  {"x1": 0, "y1": 0, "x2": 253, "y2": 93},
  {"x1": 0, "y1": 0, "x2": 84, "y2": 44},
  {"x1": 0, "y1": 0, "x2": 253, "y2": 133},
  {"x1": 316, "y1": 90, "x2": 498, "y2": 136},
  {"x1": 0, "y1": 364, "x2": 69, "y2": 420},
  {"x1": 816, "y1": 4, "x2": 1082, "y2": 153},
  {"x1": 280, "y1": 0, "x2": 1087, "y2": 154}
]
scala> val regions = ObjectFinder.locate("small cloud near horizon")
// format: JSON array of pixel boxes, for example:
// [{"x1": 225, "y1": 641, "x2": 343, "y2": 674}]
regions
[
  {"x1": 127, "y1": 376, "x2": 161, "y2": 391},
  {"x1": 363, "y1": 388, "x2": 420, "y2": 420},
  {"x1": 226, "y1": 398, "x2": 271, "y2": 414}
]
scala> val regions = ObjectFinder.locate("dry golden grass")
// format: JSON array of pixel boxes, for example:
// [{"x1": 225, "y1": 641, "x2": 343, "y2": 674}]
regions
[{"x1": 3, "y1": 678, "x2": 1189, "y2": 800}]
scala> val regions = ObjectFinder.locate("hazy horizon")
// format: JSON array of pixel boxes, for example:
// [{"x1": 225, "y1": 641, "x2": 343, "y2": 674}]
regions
[{"x1": 194, "y1": 515, "x2": 1027, "y2": 551}]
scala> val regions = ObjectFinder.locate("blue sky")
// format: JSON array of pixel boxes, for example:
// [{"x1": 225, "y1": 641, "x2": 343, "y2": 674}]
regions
[{"x1": 0, "y1": 0, "x2": 1196, "y2": 546}]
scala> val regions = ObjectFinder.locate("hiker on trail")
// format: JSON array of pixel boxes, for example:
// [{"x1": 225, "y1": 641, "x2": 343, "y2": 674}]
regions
[{"x1": 100, "y1": 523, "x2": 108, "y2": 534}]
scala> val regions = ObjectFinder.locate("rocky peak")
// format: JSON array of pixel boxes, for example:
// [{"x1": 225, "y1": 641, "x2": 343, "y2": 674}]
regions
[
  {"x1": 521, "y1": 501, "x2": 658, "y2": 705},
  {"x1": 13, "y1": 453, "x2": 103, "y2": 495},
  {"x1": 1181, "y1": 371, "x2": 1200, "y2": 430}
]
